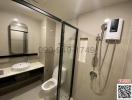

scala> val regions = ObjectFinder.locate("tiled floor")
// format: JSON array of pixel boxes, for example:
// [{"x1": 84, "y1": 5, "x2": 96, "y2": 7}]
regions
[
  {"x1": 0, "y1": 81, "x2": 44, "y2": 100},
  {"x1": 60, "y1": 89, "x2": 69, "y2": 100},
  {"x1": 0, "y1": 81, "x2": 69, "y2": 100}
]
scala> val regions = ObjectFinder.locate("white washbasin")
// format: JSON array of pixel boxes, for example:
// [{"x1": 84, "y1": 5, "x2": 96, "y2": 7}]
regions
[{"x1": 11, "y1": 62, "x2": 30, "y2": 71}]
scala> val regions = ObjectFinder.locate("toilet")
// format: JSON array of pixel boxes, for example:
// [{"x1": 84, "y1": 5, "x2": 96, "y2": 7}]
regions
[{"x1": 41, "y1": 66, "x2": 67, "y2": 99}]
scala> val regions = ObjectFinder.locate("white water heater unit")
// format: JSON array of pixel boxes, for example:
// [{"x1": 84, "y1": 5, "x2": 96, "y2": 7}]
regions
[{"x1": 105, "y1": 18, "x2": 124, "y2": 41}]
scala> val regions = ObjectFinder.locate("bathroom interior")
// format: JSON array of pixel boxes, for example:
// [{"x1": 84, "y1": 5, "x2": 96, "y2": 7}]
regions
[{"x1": 0, "y1": 0, "x2": 132, "y2": 100}]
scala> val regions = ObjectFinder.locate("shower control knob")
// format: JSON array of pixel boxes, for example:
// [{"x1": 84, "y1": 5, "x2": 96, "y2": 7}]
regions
[{"x1": 90, "y1": 71, "x2": 97, "y2": 80}]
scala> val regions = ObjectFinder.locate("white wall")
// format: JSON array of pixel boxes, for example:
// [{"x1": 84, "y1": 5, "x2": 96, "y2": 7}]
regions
[{"x1": 69, "y1": 1, "x2": 132, "y2": 100}]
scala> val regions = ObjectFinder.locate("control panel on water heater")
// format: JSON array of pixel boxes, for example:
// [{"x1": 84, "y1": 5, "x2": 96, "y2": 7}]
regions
[{"x1": 105, "y1": 18, "x2": 124, "y2": 40}]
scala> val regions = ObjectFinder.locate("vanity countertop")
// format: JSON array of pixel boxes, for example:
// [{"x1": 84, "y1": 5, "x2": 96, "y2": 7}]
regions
[{"x1": 0, "y1": 62, "x2": 44, "y2": 79}]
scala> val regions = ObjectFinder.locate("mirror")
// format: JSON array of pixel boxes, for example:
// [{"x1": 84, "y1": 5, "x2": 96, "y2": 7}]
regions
[
  {"x1": 0, "y1": 0, "x2": 59, "y2": 58},
  {"x1": 0, "y1": 3, "x2": 43, "y2": 57},
  {"x1": 8, "y1": 21, "x2": 28, "y2": 55}
]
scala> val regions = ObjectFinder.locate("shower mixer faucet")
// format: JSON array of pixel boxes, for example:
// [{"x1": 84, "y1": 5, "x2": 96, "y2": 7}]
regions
[{"x1": 90, "y1": 71, "x2": 97, "y2": 80}]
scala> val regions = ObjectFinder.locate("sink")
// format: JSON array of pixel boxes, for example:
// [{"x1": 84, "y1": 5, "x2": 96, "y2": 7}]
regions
[{"x1": 11, "y1": 62, "x2": 30, "y2": 71}]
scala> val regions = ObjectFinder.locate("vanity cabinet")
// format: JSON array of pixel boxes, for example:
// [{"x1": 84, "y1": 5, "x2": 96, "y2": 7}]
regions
[{"x1": 0, "y1": 62, "x2": 44, "y2": 96}]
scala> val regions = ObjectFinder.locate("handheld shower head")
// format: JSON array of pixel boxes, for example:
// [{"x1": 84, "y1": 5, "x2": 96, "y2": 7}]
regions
[{"x1": 101, "y1": 23, "x2": 107, "y2": 31}]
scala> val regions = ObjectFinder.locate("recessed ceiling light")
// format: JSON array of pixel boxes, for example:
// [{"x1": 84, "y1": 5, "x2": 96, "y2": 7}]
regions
[{"x1": 13, "y1": 18, "x2": 19, "y2": 22}]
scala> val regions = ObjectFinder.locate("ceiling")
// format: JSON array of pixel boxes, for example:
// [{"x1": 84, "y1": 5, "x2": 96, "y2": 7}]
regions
[
  {"x1": 0, "y1": 0, "x2": 45, "y2": 21},
  {"x1": 26, "y1": 0, "x2": 129, "y2": 20},
  {"x1": 0, "y1": 0, "x2": 129, "y2": 21}
]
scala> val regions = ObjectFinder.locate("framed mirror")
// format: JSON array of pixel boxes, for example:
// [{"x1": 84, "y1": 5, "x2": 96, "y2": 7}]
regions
[{"x1": 8, "y1": 21, "x2": 28, "y2": 55}]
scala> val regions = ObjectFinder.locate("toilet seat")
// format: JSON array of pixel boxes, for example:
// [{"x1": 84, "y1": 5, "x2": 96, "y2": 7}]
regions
[
  {"x1": 41, "y1": 78, "x2": 57, "y2": 92},
  {"x1": 41, "y1": 66, "x2": 67, "y2": 95}
]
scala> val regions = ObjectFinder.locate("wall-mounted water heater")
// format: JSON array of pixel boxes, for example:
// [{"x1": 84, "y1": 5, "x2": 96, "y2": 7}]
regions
[{"x1": 105, "y1": 18, "x2": 124, "y2": 41}]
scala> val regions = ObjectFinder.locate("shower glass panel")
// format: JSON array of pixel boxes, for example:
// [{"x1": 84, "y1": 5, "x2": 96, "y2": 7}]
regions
[{"x1": 58, "y1": 24, "x2": 77, "y2": 100}]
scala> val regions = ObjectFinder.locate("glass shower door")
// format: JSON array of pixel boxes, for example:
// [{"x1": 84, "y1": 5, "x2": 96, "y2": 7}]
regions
[{"x1": 57, "y1": 23, "x2": 78, "y2": 100}]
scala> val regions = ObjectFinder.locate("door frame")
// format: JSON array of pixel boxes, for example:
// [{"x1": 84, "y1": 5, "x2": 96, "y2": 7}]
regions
[{"x1": 57, "y1": 22, "x2": 78, "y2": 100}]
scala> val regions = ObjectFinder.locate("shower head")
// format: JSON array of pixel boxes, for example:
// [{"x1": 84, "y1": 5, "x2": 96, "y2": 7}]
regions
[{"x1": 101, "y1": 23, "x2": 107, "y2": 31}]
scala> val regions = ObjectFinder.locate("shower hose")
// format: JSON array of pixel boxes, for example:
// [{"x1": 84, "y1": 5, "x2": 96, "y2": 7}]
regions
[{"x1": 90, "y1": 24, "x2": 117, "y2": 95}]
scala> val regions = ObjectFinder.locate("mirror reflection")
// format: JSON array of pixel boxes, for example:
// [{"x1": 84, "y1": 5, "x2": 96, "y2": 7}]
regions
[
  {"x1": 0, "y1": 3, "x2": 43, "y2": 56},
  {"x1": 8, "y1": 21, "x2": 28, "y2": 54}
]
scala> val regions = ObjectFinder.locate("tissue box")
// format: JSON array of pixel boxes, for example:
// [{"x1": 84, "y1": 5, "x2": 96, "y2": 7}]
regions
[{"x1": 0, "y1": 70, "x2": 4, "y2": 75}]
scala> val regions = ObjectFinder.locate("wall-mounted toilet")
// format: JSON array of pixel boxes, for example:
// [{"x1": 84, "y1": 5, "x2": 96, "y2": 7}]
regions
[{"x1": 41, "y1": 66, "x2": 67, "y2": 99}]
